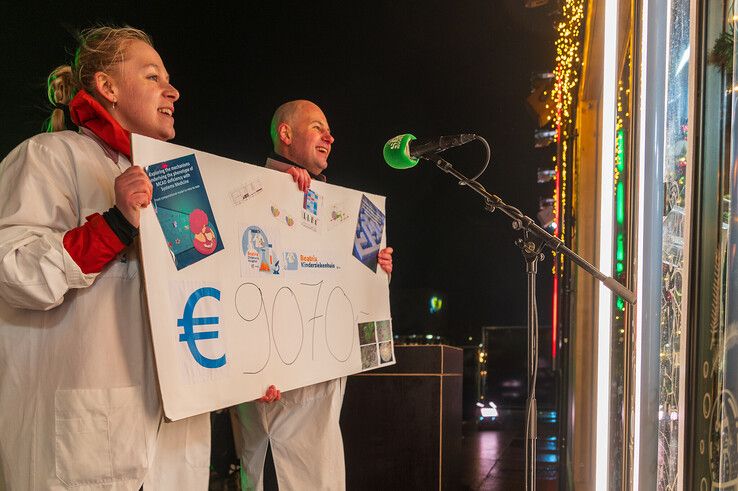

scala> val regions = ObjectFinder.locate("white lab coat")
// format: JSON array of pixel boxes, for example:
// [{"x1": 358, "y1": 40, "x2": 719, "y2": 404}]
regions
[
  {"x1": 0, "y1": 130, "x2": 210, "y2": 490},
  {"x1": 231, "y1": 378, "x2": 346, "y2": 491}
]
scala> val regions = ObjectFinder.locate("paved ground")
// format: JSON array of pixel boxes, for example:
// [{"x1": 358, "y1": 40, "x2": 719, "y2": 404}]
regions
[{"x1": 460, "y1": 411, "x2": 562, "y2": 490}]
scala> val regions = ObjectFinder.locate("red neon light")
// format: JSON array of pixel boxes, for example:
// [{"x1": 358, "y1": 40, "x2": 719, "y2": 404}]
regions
[
  {"x1": 551, "y1": 115, "x2": 562, "y2": 361},
  {"x1": 552, "y1": 274, "x2": 558, "y2": 359}
]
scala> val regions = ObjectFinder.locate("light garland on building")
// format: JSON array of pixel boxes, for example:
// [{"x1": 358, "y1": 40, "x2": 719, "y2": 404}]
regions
[
  {"x1": 548, "y1": 0, "x2": 585, "y2": 263},
  {"x1": 548, "y1": 0, "x2": 586, "y2": 355}
]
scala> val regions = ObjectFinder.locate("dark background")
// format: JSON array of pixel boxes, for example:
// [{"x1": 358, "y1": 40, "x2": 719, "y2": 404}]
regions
[{"x1": 0, "y1": 1, "x2": 558, "y2": 345}]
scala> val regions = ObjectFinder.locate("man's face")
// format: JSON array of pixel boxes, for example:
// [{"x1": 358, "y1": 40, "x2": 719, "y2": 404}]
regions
[{"x1": 283, "y1": 102, "x2": 334, "y2": 175}]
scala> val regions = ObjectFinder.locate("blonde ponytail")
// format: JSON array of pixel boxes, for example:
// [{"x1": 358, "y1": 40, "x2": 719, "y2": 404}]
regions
[{"x1": 45, "y1": 65, "x2": 75, "y2": 132}]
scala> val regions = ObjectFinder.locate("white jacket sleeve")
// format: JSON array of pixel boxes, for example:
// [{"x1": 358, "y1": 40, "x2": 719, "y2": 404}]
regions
[{"x1": 0, "y1": 137, "x2": 97, "y2": 310}]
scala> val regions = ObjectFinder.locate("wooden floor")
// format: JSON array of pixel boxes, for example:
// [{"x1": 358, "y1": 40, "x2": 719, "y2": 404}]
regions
[{"x1": 460, "y1": 414, "x2": 562, "y2": 490}]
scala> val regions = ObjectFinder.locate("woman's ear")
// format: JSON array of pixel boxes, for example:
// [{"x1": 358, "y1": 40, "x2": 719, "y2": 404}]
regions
[{"x1": 92, "y1": 71, "x2": 118, "y2": 106}]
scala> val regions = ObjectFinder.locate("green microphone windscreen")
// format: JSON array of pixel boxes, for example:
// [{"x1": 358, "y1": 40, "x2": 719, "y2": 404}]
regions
[{"x1": 383, "y1": 134, "x2": 419, "y2": 169}]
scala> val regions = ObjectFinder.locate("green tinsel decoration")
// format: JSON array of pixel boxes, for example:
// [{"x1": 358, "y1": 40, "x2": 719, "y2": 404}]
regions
[{"x1": 709, "y1": 28, "x2": 733, "y2": 75}]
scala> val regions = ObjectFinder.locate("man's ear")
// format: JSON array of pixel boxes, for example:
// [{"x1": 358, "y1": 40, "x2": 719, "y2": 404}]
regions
[
  {"x1": 278, "y1": 122, "x2": 292, "y2": 145},
  {"x1": 92, "y1": 71, "x2": 118, "y2": 105}
]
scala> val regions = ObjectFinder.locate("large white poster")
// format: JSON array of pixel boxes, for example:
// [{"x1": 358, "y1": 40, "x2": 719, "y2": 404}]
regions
[{"x1": 132, "y1": 134, "x2": 394, "y2": 421}]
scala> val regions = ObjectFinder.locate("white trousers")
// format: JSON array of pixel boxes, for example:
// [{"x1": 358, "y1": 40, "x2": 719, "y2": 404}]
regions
[
  {"x1": 231, "y1": 378, "x2": 346, "y2": 491},
  {"x1": 141, "y1": 413, "x2": 211, "y2": 491}
]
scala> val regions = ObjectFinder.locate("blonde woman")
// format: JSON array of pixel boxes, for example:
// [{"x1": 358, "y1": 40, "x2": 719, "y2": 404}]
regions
[{"x1": 0, "y1": 26, "x2": 209, "y2": 490}]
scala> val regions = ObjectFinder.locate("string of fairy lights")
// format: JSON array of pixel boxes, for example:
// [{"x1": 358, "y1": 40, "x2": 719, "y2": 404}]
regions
[
  {"x1": 549, "y1": 0, "x2": 585, "y2": 259},
  {"x1": 547, "y1": 0, "x2": 586, "y2": 351}
]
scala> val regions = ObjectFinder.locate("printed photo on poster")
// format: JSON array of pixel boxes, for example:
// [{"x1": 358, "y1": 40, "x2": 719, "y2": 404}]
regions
[
  {"x1": 379, "y1": 341, "x2": 394, "y2": 364},
  {"x1": 358, "y1": 321, "x2": 376, "y2": 345},
  {"x1": 230, "y1": 179, "x2": 263, "y2": 206},
  {"x1": 376, "y1": 319, "x2": 392, "y2": 342},
  {"x1": 352, "y1": 194, "x2": 385, "y2": 272},
  {"x1": 327, "y1": 201, "x2": 350, "y2": 231},
  {"x1": 302, "y1": 189, "x2": 322, "y2": 231},
  {"x1": 375, "y1": 320, "x2": 394, "y2": 364},
  {"x1": 241, "y1": 225, "x2": 281, "y2": 276},
  {"x1": 147, "y1": 154, "x2": 224, "y2": 270},
  {"x1": 361, "y1": 344, "x2": 378, "y2": 369}
]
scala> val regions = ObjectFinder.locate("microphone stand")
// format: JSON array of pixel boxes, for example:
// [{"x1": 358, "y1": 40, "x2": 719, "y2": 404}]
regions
[{"x1": 423, "y1": 153, "x2": 636, "y2": 491}]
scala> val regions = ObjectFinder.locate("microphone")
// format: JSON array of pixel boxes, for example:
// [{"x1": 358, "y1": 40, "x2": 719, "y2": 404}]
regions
[{"x1": 383, "y1": 133, "x2": 477, "y2": 169}]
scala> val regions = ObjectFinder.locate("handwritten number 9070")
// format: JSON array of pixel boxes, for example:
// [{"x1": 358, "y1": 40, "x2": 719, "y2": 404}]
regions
[{"x1": 234, "y1": 281, "x2": 355, "y2": 374}]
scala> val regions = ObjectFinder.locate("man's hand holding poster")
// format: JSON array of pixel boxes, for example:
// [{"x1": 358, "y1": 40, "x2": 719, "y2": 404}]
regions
[{"x1": 133, "y1": 134, "x2": 394, "y2": 421}]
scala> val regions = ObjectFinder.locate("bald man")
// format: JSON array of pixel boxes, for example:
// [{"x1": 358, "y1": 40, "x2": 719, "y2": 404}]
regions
[{"x1": 231, "y1": 100, "x2": 392, "y2": 490}]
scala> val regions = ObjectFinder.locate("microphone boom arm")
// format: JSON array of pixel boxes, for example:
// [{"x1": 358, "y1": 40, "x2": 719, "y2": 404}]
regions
[{"x1": 426, "y1": 153, "x2": 636, "y2": 305}]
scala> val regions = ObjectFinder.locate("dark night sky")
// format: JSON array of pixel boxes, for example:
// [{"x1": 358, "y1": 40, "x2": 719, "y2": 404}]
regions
[{"x1": 1, "y1": 1, "x2": 557, "y2": 345}]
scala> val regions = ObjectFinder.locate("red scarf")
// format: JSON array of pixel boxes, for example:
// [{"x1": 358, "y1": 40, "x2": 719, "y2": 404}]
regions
[{"x1": 69, "y1": 90, "x2": 131, "y2": 159}]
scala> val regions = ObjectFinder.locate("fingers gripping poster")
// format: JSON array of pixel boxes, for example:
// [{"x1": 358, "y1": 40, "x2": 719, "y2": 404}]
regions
[{"x1": 132, "y1": 135, "x2": 393, "y2": 421}]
